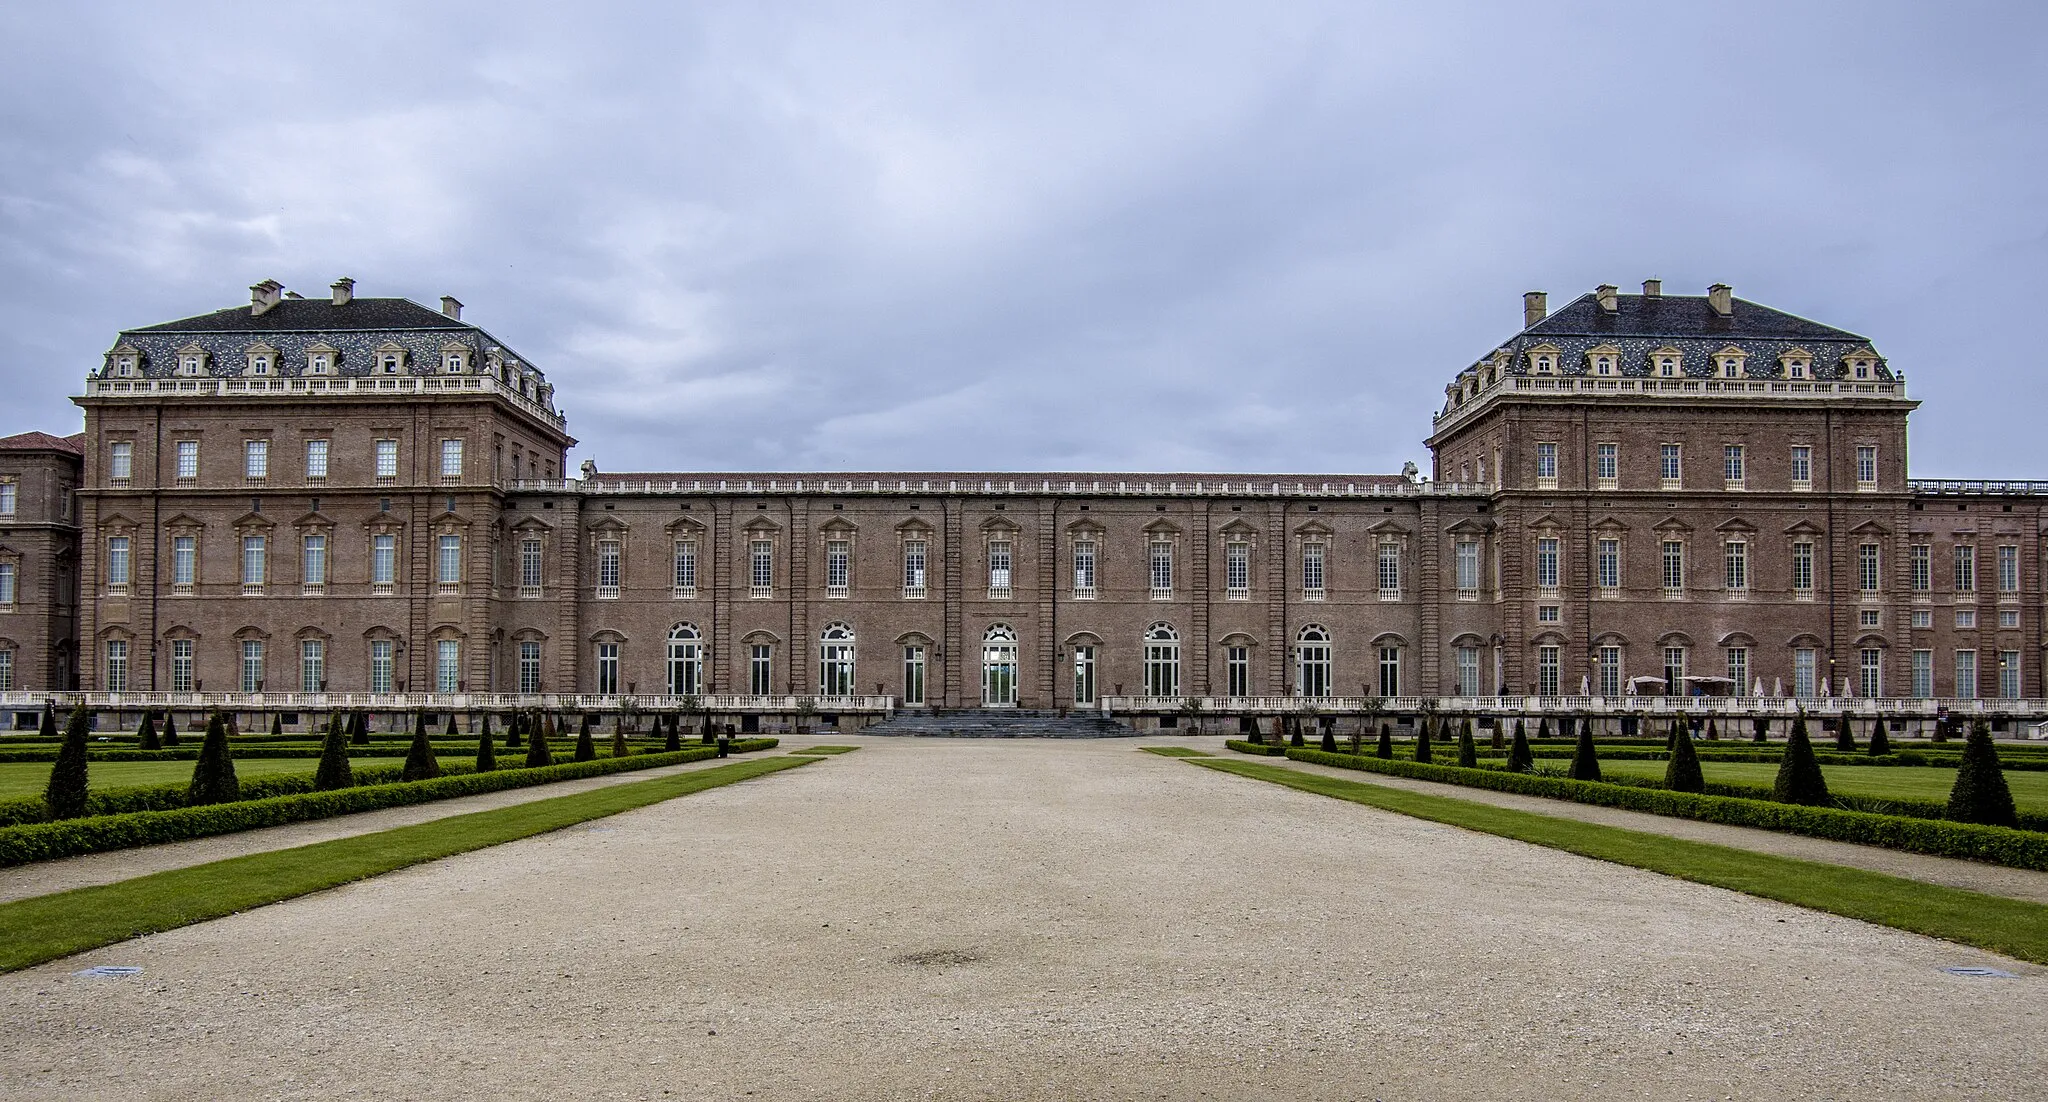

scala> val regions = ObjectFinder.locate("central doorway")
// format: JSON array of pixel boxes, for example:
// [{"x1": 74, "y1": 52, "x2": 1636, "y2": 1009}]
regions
[{"x1": 982, "y1": 623, "x2": 1018, "y2": 706}]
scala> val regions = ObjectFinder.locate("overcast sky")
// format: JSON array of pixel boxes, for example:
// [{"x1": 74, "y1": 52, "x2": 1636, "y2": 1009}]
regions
[{"x1": 3, "y1": 2, "x2": 2043, "y2": 477}]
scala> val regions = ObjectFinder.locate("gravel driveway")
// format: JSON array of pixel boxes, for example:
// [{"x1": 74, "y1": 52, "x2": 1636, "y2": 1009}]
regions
[{"x1": 1, "y1": 739, "x2": 2040, "y2": 1100}]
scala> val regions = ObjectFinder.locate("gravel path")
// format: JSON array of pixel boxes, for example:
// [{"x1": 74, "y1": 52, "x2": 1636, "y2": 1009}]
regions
[
  {"x1": 1245, "y1": 746, "x2": 2048, "y2": 904},
  {"x1": 0, "y1": 751, "x2": 757, "y2": 904},
  {"x1": 1, "y1": 739, "x2": 2041, "y2": 1101}
]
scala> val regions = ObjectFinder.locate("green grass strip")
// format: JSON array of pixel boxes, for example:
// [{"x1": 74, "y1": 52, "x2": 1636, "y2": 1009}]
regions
[
  {"x1": 1140, "y1": 746, "x2": 1212, "y2": 757},
  {"x1": 1192, "y1": 757, "x2": 2048, "y2": 965},
  {"x1": 787, "y1": 745, "x2": 859, "y2": 755},
  {"x1": 0, "y1": 755, "x2": 817, "y2": 973}
]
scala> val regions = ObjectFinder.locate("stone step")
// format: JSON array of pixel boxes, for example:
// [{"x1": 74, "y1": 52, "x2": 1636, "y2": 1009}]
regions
[{"x1": 864, "y1": 708, "x2": 1139, "y2": 739}]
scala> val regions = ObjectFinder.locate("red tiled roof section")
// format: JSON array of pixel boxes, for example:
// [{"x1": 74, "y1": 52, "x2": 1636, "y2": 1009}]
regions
[{"x1": 0, "y1": 431, "x2": 86, "y2": 456}]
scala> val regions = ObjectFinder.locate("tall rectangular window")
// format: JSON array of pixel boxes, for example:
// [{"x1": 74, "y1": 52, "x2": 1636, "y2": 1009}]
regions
[
  {"x1": 1458, "y1": 646, "x2": 1483, "y2": 697},
  {"x1": 990, "y1": 539, "x2": 1015, "y2": 599},
  {"x1": 1457, "y1": 540, "x2": 1481, "y2": 593},
  {"x1": 1792, "y1": 541, "x2": 1814, "y2": 596},
  {"x1": 596, "y1": 643, "x2": 620, "y2": 694},
  {"x1": 0, "y1": 649, "x2": 12, "y2": 691},
  {"x1": 240, "y1": 639, "x2": 264, "y2": 693},
  {"x1": 370, "y1": 639, "x2": 395, "y2": 694},
  {"x1": 175, "y1": 440, "x2": 198, "y2": 481},
  {"x1": 1596, "y1": 538, "x2": 1619, "y2": 590},
  {"x1": 1073, "y1": 540, "x2": 1098, "y2": 597},
  {"x1": 172, "y1": 535, "x2": 196, "y2": 592},
  {"x1": 903, "y1": 645, "x2": 928, "y2": 705},
  {"x1": 518, "y1": 641, "x2": 542, "y2": 693},
  {"x1": 305, "y1": 439, "x2": 329, "y2": 481},
  {"x1": 1302, "y1": 543, "x2": 1326, "y2": 599},
  {"x1": 596, "y1": 539, "x2": 621, "y2": 598},
  {"x1": 1537, "y1": 646, "x2": 1561, "y2": 697},
  {"x1": 1794, "y1": 647, "x2": 1817, "y2": 699},
  {"x1": 1663, "y1": 647, "x2": 1686, "y2": 694},
  {"x1": 301, "y1": 639, "x2": 325, "y2": 693},
  {"x1": 1535, "y1": 537, "x2": 1560, "y2": 591},
  {"x1": 901, "y1": 539, "x2": 926, "y2": 598},
  {"x1": 439, "y1": 438, "x2": 463, "y2": 480},
  {"x1": 1955, "y1": 546, "x2": 1976, "y2": 593},
  {"x1": 170, "y1": 638, "x2": 194, "y2": 693},
  {"x1": 107, "y1": 535, "x2": 131, "y2": 593},
  {"x1": 1726, "y1": 647, "x2": 1749, "y2": 691},
  {"x1": 674, "y1": 540, "x2": 698, "y2": 598},
  {"x1": 1535, "y1": 442, "x2": 1557, "y2": 483},
  {"x1": 0, "y1": 482, "x2": 15, "y2": 516},
  {"x1": 749, "y1": 644, "x2": 773, "y2": 695},
  {"x1": 244, "y1": 439, "x2": 268, "y2": 480},
  {"x1": 1662, "y1": 540, "x2": 1685, "y2": 594},
  {"x1": 750, "y1": 539, "x2": 773, "y2": 597},
  {"x1": 1659, "y1": 443, "x2": 1682, "y2": 485},
  {"x1": 372, "y1": 534, "x2": 397, "y2": 589},
  {"x1": 1998, "y1": 545, "x2": 2018, "y2": 594},
  {"x1": 437, "y1": 534, "x2": 462, "y2": 588},
  {"x1": 1790, "y1": 445, "x2": 1812, "y2": 488},
  {"x1": 1377, "y1": 646, "x2": 1401, "y2": 697},
  {"x1": 109, "y1": 441, "x2": 133, "y2": 482},
  {"x1": 1226, "y1": 645, "x2": 1251, "y2": 697},
  {"x1": 436, "y1": 639, "x2": 460, "y2": 693},
  {"x1": 375, "y1": 439, "x2": 399, "y2": 481},
  {"x1": 0, "y1": 562, "x2": 13, "y2": 606},
  {"x1": 1377, "y1": 543, "x2": 1400, "y2": 597},
  {"x1": 106, "y1": 639, "x2": 130, "y2": 692},
  {"x1": 1859, "y1": 543, "x2": 1881, "y2": 593},
  {"x1": 303, "y1": 533, "x2": 327, "y2": 591},
  {"x1": 1910, "y1": 545, "x2": 1931, "y2": 592},
  {"x1": 1723, "y1": 540, "x2": 1747, "y2": 594},
  {"x1": 1860, "y1": 648, "x2": 1883, "y2": 698},
  {"x1": 241, "y1": 535, "x2": 266, "y2": 593},
  {"x1": 1225, "y1": 542, "x2": 1249, "y2": 598},
  {"x1": 1955, "y1": 649, "x2": 1978, "y2": 699},
  {"x1": 1911, "y1": 649, "x2": 1933, "y2": 699},
  {"x1": 520, "y1": 537, "x2": 543, "y2": 597},
  {"x1": 1856, "y1": 445, "x2": 1878, "y2": 486},
  {"x1": 1595, "y1": 443, "x2": 1617, "y2": 484},
  {"x1": 2000, "y1": 650, "x2": 2022, "y2": 699},
  {"x1": 1597, "y1": 645, "x2": 1621, "y2": 697},
  {"x1": 825, "y1": 539, "x2": 850, "y2": 595},
  {"x1": 1148, "y1": 540, "x2": 1172, "y2": 598},
  {"x1": 1723, "y1": 444, "x2": 1745, "y2": 486}
]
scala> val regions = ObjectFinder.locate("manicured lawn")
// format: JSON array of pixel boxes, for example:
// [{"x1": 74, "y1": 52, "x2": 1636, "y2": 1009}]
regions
[
  {"x1": 1591, "y1": 758, "x2": 2048, "y2": 811},
  {"x1": 0, "y1": 759, "x2": 328, "y2": 799},
  {"x1": 1192, "y1": 758, "x2": 2048, "y2": 964},
  {"x1": 0, "y1": 754, "x2": 818, "y2": 972},
  {"x1": 1140, "y1": 746, "x2": 1213, "y2": 757},
  {"x1": 788, "y1": 745, "x2": 860, "y2": 755}
]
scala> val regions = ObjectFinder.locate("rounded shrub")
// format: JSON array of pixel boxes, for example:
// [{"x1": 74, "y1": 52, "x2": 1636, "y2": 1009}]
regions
[
  {"x1": 1772, "y1": 712, "x2": 1831, "y2": 806},
  {"x1": 1946, "y1": 721, "x2": 2018, "y2": 828}
]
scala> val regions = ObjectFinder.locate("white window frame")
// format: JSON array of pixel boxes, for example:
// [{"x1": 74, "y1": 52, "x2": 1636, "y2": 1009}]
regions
[
  {"x1": 437, "y1": 533, "x2": 462, "y2": 591},
  {"x1": 1793, "y1": 541, "x2": 1815, "y2": 598},
  {"x1": 1596, "y1": 538, "x2": 1619, "y2": 592},
  {"x1": 1147, "y1": 539, "x2": 1172, "y2": 600},
  {"x1": 106, "y1": 639, "x2": 130, "y2": 693},
  {"x1": 1301, "y1": 542, "x2": 1326, "y2": 602},
  {"x1": 1790, "y1": 445, "x2": 1812, "y2": 490},
  {"x1": 1723, "y1": 540, "x2": 1748, "y2": 596},
  {"x1": 901, "y1": 539, "x2": 927, "y2": 600},
  {"x1": 175, "y1": 440, "x2": 199, "y2": 482},
  {"x1": 375, "y1": 439, "x2": 399, "y2": 482},
  {"x1": 301, "y1": 638, "x2": 325, "y2": 693},
  {"x1": 519, "y1": 537, "x2": 544, "y2": 598},
  {"x1": 673, "y1": 539, "x2": 698, "y2": 599},
  {"x1": 749, "y1": 538, "x2": 774, "y2": 598},
  {"x1": 1661, "y1": 539, "x2": 1684, "y2": 598},
  {"x1": 240, "y1": 639, "x2": 264, "y2": 693},
  {"x1": 302, "y1": 532, "x2": 327, "y2": 595},
  {"x1": 439, "y1": 438, "x2": 463, "y2": 481},
  {"x1": 241, "y1": 534, "x2": 266, "y2": 595},
  {"x1": 305, "y1": 439, "x2": 329, "y2": 482},
  {"x1": 1595, "y1": 442, "x2": 1617, "y2": 488},
  {"x1": 1377, "y1": 541, "x2": 1401, "y2": 601},
  {"x1": 517, "y1": 641, "x2": 542, "y2": 694},
  {"x1": 244, "y1": 439, "x2": 268, "y2": 482},
  {"x1": 825, "y1": 538, "x2": 851, "y2": 598},
  {"x1": 371, "y1": 533, "x2": 397, "y2": 594},
  {"x1": 989, "y1": 539, "x2": 1015, "y2": 600},
  {"x1": 169, "y1": 638, "x2": 194, "y2": 693},
  {"x1": 109, "y1": 441, "x2": 133, "y2": 484},
  {"x1": 370, "y1": 639, "x2": 395, "y2": 694},
  {"x1": 1856, "y1": 445, "x2": 1878, "y2": 488},
  {"x1": 1535, "y1": 442, "x2": 1558, "y2": 488},
  {"x1": 1723, "y1": 444, "x2": 1745, "y2": 489},
  {"x1": 1225, "y1": 541, "x2": 1250, "y2": 600},
  {"x1": 1659, "y1": 443, "x2": 1682, "y2": 488},
  {"x1": 595, "y1": 538, "x2": 622, "y2": 599},
  {"x1": 1534, "y1": 537, "x2": 1560, "y2": 595},
  {"x1": 106, "y1": 535, "x2": 131, "y2": 594},
  {"x1": 1072, "y1": 539, "x2": 1098, "y2": 599}
]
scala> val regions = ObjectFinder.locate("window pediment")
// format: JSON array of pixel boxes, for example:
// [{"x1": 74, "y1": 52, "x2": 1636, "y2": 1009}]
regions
[
  {"x1": 1589, "y1": 516, "x2": 1629, "y2": 533},
  {"x1": 294, "y1": 511, "x2": 334, "y2": 530},
  {"x1": 741, "y1": 516, "x2": 782, "y2": 534},
  {"x1": 1365, "y1": 518, "x2": 1412, "y2": 536},
  {"x1": 979, "y1": 516, "x2": 1020, "y2": 534},
  {"x1": 1713, "y1": 518, "x2": 1757, "y2": 534},
  {"x1": 1784, "y1": 520, "x2": 1825, "y2": 536},
  {"x1": 1523, "y1": 514, "x2": 1563, "y2": 533},
  {"x1": 665, "y1": 516, "x2": 706, "y2": 536},
  {"x1": 99, "y1": 512, "x2": 139, "y2": 533},
  {"x1": 1142, "y1": 518, "x2": 1182, "y2": 537},
  {"x1": 1216, "y1": 518, "x2": 1257, "y2": 537},
  {"x1": 820, "y1": 517, "x2": 858, "y2": 535},
  {"x1": 896, "y1": 517, "x2": 935, "y2": 535},
  {"x1": 1652, "y1": 516, "x2": 1693, "y2": 534},
  {"x1": 1849, "y1": 519, "x2": 1890, "y2": 536},
  {"x1": 1291, "y1": 520, "x2": 1334, "y2": 538},
  {"x1": 232, "y1": 512, "x2": 274, "y2": 532}
]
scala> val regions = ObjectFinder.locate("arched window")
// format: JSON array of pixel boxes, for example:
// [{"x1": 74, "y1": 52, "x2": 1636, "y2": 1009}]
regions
[
  {"x1": 1295, "y1": 625, "x2": 1332, "y2": 698},
  {"x1": 982, "y1": 623, "x2": 1018, "y2": 706},
  {"x1": 1143, "y1": 622, "x2": 1180, "y2": 698},
  {"x1": 818, "y1": 622, "x2": 855, "y2": 697},
  {"x1": 667, "y1": 622, "x2": 704, "y2": 696}
]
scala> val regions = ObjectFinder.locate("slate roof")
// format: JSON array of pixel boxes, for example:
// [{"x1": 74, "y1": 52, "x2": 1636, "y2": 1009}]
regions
[
  {"x1": 129, "y1": 297, "x2": 469, "y2": 334},
  {"x1": 0, "y1": 431, "x2": 86, "y2": 456}
]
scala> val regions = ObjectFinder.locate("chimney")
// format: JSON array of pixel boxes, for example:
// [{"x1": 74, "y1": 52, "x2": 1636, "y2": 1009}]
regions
[
  {"x1": 1522, "y1": 290, "x2": 1547, "y2": 329},
  {"x1": 1707, "y1": 283, "x2": 1733, "y2": 317},
  {"x1": 440, "y1": 295, "x2": 463, "y2": 321},
  {"x1": 330, "y1": 277, "x2": 355, "y2": 306},
  {"x1": 1642, "y1": 278, "x2": 1661, "y2": 297},
  {"x1": 1595, "y1": 284, "x2": 1619, "y2": 313},
  {"x1": 249, "y1": 279, "x2": 284, "y2": 316}
]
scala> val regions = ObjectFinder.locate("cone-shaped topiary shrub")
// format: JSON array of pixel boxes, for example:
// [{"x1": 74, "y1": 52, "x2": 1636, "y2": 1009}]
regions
[
  {"x1": 400, "y1": 713, "x2": 442, "y2": 782},
  {"x1": 1492, "y1": 721, "x2": 1507, "y2": 750},
  {"x1": 1664, "y1": 719, "x2": 1704, "y2": 793},
  {"x1": 1835, "y1": 719, "x2": 1856, "y2": 752},
  {"x1": 1318, "y1": 724, "x2": 1336, "y2": 752},
  {"x1": 1413, "y1": 720, "x2": 1434, "y2": 763},
  {"x1": 1946, "y1": 720, "x2": 2018, "y2": 827},
  {"x1": 1535, "y1": 716, "x2": 1551, "y2": 742},
  {"x1": 187, "y1": 711, "x2": 241, "y2": 806},
  {"x1": 313, "y1": 713, "x2": 354, "y2": 791},
  {"x1": 475, "y1": 714, "x2": 498, "y2": 773},
  {"x1": 574, "y1": 715, "x2": 597, "y2": 762},
  {"x1": 269, "y1": 714, "x2": 283, "y2": 738},
  {"x1": 1568, "y1": 718, "x2": 1602, "y2": 782},
  {"x1": 1375, "y1": 724, "x2": 1393, "y2": 759},
  {"x1": 664, "y1": 713, "x2": 682, "y2": 752},
  {"x1": 349, "y1": 711, "x2": 368, "y2": 747},
  {"x1": 527, "y1": 712, "x2": 556, "y2": 768},
  {"x1": 1703, "y1": 717, "x2": 1719, "y2": 742},
  {"x1": 1457, "y1": 720, "x2": 1478, "y2": 768},
  {"x1": 161, "y1": 711, "x2": 181, "y2": 748},
  {"x1": 1772, "y1": 712, "x2": 1830, "y2": 806},
  {"x1": 506, "y1": 711, "x2": 524, "y2": 750},
  {"x1": 445, "y1": 713, "x2": 460, "y2": 739},
  {"x1": 611, "y1": 721, "x2": 630, "y2": 758},
  {"x1": 1868, "y1": 719, "x2": 1892, "y2": 756},
  {"x1": 1506, "y1": 727, "x2": 1533, "y2": 773},
  {"x1": 1752, "y1": 716, "x2": 1769, "y2": 743},
  {"x1": 1289, "y1": 717, "x2": 1305, "y2": 748},
  {"x1": 38, "y1": 703, "x2": 57, "y2": 739},
  {"x1": 44, "y1": 705, "x2": 92, "y2": 820},
  {"x1": 1933, "y1": 717, "x2": 1952, "y2": 743},
  {"x1": 136, "y1": 711, "x2": 161, "y2": 751}
]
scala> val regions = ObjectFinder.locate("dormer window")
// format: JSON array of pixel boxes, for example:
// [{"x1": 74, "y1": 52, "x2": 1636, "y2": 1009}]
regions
[
  {"x1": 440, "y1": 345, "x2": 469, "y2": 374},
  {"x1": 249, "y1": 356, "x2": 271, "y2": 376},
  {"x1": 1594, "y1": 355, "x2": 1613, "y2": 376},
  {"x1": 1719, "y1": 357, "x2": 1739, "y2": 378},
  {"x1": 1657, "y1": 355, "x2": 1679, "y2": 378},
  {"x1": 109, "y1": 354, "x2": 138, "y2": 378},
  {"x1": 1850, "y1": 357, "x2": 1873, "y2": 380},
  {"x1": 307, "y1": 353, "x2": 331, "y2": 376},
  {"x1": 1530, "y1": 352, "x2": 1556, "y2": 375},
  {"x1": 1786, "y1": 358, "x2": 1809, "y2": 379},
  {"x1": 380, "y1": 354, "x2": 401, "y2": 374},
  {"x1": 178, "y1": 354, "x2": 206, "y2": 377}
]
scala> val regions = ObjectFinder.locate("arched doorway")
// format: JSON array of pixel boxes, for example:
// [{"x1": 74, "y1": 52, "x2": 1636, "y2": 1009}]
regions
[
  {"x1": 667, "y1": 623, "x2": 703, "y2": 696},
  {"x1": 1295, "y1": 625, "x2": 1332, "y2": 698},
  {"x1": 982, "y1": 623, "x2": 1018, "y2": 706},
  {"x1": 1143, "y1": 622, "x2": 1180, "y2": 698},
  {"x1": 818, "y1": 622, "x2": 855, "y2": 696}
]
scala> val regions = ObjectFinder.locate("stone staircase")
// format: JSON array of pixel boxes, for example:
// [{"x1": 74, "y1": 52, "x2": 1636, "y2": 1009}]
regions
[{"x1": 862, "y1": 708, "x2": 1138, "y2": 739}]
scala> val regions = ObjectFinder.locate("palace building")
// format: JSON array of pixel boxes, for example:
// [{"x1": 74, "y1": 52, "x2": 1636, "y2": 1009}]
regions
[{"x1": 4, "y1": 276, "x2": 2042, "y2": 719}]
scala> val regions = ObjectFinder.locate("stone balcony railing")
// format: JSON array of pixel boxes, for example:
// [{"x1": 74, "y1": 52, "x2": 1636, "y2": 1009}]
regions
[
  {"x1": 0, "y1": 691, "x2": 894, "y2": 715},
  {"x1": 1099, "y1": 694, "x2": 2048, "y2": 721},
  {"x1": 83, "y1": 373, "x2": 568, "y2": 431},
  {"x1": 1433, "y1": 373, "x2": 1910, "y2": 434},
  {"x1": 511, "y1": 476, "x2": 1491, "y2": 499}
]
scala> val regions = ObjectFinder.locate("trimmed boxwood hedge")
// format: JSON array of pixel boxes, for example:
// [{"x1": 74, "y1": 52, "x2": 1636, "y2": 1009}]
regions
[
  {"x1": 0, "y1": 737, "x2": 781, "y2": 865},
  {"x1": 1285, "y1": 747, "x2": 2048, "y2": 871},
  {"x1": 1225, "y1": 739, "x2": 1287, "y2": 757}
]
